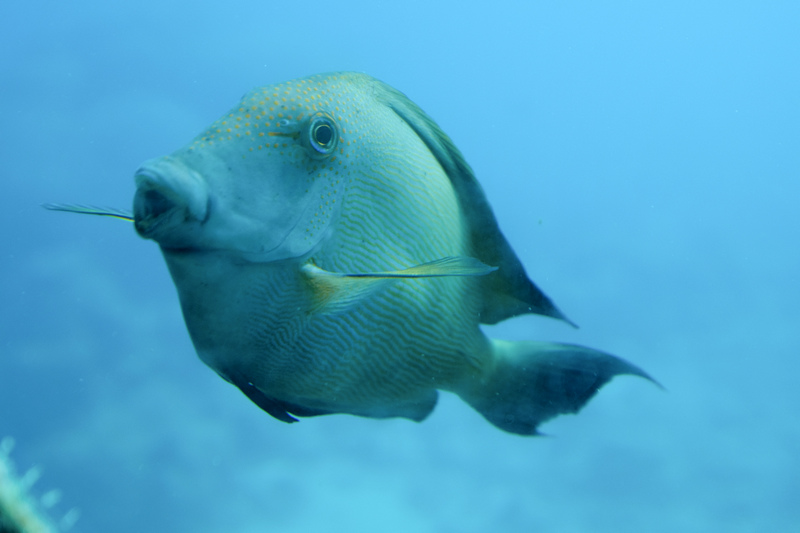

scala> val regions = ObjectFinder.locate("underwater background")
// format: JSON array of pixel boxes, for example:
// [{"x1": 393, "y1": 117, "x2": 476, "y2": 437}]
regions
[{"x1": 1, "y1": 1, "x2": 798, "y2": 531}]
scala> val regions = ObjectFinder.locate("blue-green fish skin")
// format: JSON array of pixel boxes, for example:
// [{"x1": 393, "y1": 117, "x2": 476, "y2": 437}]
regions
[{"x1": 121, "y1": 72, "x2": 653, "y2": 435}]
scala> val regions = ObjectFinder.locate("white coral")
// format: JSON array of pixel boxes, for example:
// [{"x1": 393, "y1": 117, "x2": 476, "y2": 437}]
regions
[{"x1": 0, "y1": 437, "x2": 68, "y2": 533}]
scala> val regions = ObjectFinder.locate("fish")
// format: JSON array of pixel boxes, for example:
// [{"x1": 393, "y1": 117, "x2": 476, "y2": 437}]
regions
[{"x1": 46, "y1": 72, "x2": 656, "y2": 436}]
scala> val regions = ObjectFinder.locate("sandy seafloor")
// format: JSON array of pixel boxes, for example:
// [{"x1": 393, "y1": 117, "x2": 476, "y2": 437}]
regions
[{"x1": 1, "y1": 2, "x2": 798, "y2": 532}]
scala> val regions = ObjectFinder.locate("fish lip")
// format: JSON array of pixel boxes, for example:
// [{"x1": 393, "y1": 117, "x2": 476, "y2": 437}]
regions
[
  {"x1": 132, "y1": 158, "x2": 211, "y2": 247},
  {"x1": 133, "y1": 184, "x2": 174, "y2": 235},
  {"x1": 133, "y1": 177, "x2": 181, "y2": 238}
]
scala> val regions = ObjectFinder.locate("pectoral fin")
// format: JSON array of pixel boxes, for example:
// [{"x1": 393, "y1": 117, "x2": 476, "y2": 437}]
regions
[
  {"x1": 341, "y1": 256, "x2": 498, "y2": 278},
  {"x1": 301, "y1": 256, "x2": 496, "y2": 314}
]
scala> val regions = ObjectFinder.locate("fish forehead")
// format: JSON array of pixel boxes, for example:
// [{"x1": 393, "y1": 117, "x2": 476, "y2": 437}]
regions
[
  {"x1": 186, "y1": 72, "x2": 375, "y2": 158},
  {"x1": 175, "y1": 71, "x2": 388, "y2": 232}
]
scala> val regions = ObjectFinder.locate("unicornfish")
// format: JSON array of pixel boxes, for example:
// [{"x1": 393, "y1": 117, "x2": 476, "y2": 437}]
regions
[{"x1": 46, "y1": 72, "x2": 655, "y2": 435}]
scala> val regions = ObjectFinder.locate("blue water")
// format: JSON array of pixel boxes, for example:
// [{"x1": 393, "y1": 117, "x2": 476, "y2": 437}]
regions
[{"x1": 2, "y1": 2, "x2": 798, "y2": 531}]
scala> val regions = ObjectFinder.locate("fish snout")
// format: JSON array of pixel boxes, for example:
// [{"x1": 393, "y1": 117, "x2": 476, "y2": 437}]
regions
[{"x1": 133, "y1": 157, "x2": 210, "y2": 248}]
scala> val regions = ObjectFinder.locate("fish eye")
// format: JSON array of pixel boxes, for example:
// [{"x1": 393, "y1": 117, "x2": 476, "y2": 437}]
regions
[
  {"x1": 314, "y1": 123, "x2": 333, "y2": 145},
  {"x1": 305, "y1": 112, "x2": 338, "y2": 157}
]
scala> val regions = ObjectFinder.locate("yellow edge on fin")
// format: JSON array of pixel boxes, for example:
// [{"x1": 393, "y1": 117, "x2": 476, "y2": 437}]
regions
[
  {"x1": 300, "y1": 256, "x2": 496, "y2": 315},
  {"x1": 340, "y1": 256, "x2": 498, "y2": 278}
]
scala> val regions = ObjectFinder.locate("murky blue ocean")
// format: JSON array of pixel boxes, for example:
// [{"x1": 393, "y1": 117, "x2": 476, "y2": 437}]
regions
[{"x1": 2, "y1": 2, "x2": 798, "y2": 531}]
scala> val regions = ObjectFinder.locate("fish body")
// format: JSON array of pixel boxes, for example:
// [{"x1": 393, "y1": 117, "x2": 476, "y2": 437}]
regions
[{"x1": 51, "y1": 72, "x2": 653, "y2": 435}]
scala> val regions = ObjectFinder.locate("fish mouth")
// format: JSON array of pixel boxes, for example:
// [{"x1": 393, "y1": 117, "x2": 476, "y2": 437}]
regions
[{"x1": 133, "y1": 157, "x2": 210, "y2": 249}]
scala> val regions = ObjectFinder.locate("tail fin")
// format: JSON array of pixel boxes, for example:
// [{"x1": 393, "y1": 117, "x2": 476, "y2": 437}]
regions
[{"x1": 461, "y1": 339, "x2": 657, "y2": 435}]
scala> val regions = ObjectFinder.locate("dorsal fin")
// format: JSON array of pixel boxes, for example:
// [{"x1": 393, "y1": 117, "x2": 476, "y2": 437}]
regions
[{"x1": 374, "y1": 79, "x2": 574, "y2": 326}]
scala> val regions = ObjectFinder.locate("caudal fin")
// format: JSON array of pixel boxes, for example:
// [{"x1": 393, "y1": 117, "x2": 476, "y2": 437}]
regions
[{"x1": 461, "y1": 339, "x2": 657, "y2": 435}]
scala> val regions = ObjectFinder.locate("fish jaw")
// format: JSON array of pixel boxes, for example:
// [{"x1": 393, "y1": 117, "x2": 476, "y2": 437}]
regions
[
  {"x1": 133, "y1": 156, "x2": 210, "y2": 249},
  {"x1": 132, "y1": 154, "x2": 320, "y2": 261}
]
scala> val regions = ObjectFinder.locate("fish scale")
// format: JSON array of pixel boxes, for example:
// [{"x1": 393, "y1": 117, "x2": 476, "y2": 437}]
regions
[{"x1": 46, "y1": 72, "x2": 657, "y2": 435}]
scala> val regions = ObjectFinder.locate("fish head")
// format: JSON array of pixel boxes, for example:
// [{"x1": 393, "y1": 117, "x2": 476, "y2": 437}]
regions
[{"x1": 133, "y1": 73, "x2": 369, "y2": 262}]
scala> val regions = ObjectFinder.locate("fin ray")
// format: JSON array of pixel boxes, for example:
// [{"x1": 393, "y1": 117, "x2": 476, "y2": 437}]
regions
[
  {"x1": 343, "y1": 256, "x2": 497, "y2": 278},
  {"x1": 229, "y1": 374, "x2": 333, "y2": 423},
  {"x1": 301, "y1": 256, "x2": 496, "y2": 314},
  {"x1": 375, "y1": 79, "x2": 572, "y2": 326},
  {"x1": 460, "y1": 340, "x2": 658, "y2": 435}
]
